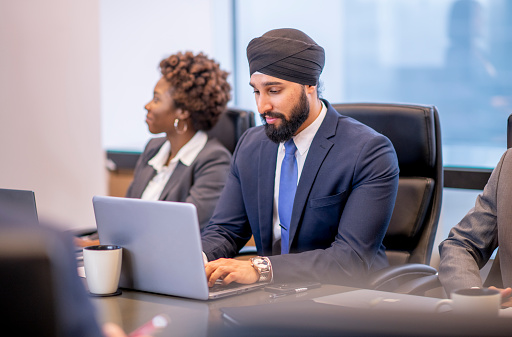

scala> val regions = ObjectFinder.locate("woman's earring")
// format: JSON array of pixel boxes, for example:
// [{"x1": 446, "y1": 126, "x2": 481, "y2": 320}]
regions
[{"x1": 174, "y1": 118, "x2": 188, "y2": 135}]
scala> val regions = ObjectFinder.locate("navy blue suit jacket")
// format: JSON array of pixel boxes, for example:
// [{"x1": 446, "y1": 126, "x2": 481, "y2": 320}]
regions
[{"x1": 201, "y1": 100, "x2": 399, "y2": 286}]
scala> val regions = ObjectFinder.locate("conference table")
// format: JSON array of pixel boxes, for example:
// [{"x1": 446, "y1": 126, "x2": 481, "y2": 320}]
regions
[{"x1": 88, "y1": 282, "x2": 512, "y2": 337}]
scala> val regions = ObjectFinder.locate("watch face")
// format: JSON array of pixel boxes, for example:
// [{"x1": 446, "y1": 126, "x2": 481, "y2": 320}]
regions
[
  {"x1": 253, "y1": 257, "x2": 268, "y2": 267},
  {"x1": 251, "y1": 257, "x2": 271, "y2": 282}
]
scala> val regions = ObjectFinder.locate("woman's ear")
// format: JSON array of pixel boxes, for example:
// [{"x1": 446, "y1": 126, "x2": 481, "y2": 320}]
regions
[{"x1": 175, "y1": 108, "x2": 191, "y2": 120}]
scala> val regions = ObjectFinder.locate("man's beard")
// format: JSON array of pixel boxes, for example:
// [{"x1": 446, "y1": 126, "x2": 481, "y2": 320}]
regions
[{"x1": 261, "y1": 89, "x2": 310, "y2": 144}]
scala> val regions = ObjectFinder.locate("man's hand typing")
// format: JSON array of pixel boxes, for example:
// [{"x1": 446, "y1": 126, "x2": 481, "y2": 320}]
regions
[{"x1": 204, "y1": 258, "x2": 259, "y2": 286}]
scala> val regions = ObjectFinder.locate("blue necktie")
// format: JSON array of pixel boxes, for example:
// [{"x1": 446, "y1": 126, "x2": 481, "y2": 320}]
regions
[{"x1": 279, "y1": 139, "x2": 298, "y2": 254}]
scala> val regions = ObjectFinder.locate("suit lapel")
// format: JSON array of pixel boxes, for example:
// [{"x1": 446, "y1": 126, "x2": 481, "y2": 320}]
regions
[
  {"x1": 130, "y1": 138, "x2": 165, "y2": 198},
  {"x1": 132, "y1": 165, "x2": 156, "y2": 198},
  {"x1": 288, "y1": 105, "x2": 338, "y2": 249},
  {"x1": 159, "y1": 162, "x2": 187, "y2": 200},
  {"x1": 258, "y1": 139, "x2": 278, "y2": 255}
]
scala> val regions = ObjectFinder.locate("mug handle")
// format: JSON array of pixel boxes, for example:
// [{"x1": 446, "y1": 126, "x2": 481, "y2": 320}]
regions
[{"x1": 435, "y1": 299, "x2": 453, "y2": 312}]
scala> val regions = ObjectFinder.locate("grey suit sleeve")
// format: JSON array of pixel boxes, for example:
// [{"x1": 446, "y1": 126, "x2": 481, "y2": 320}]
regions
[{"x1": 438, "y1": 151, "x2": 507, "y2": 295}]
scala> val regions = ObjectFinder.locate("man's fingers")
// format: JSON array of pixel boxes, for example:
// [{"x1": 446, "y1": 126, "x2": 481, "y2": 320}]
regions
[
  {"x1": 221, "y1": 272, "x2": 239, "y2": 285},
  {"x1": 204, "y1": 258, "x2": 227, "y2": 277},
  {"x1": 207, "y1": 265, "x2": 232, "y2": 286},
  {"x1": 204, "y1": 258, "x2": 258, "y2": 286}
]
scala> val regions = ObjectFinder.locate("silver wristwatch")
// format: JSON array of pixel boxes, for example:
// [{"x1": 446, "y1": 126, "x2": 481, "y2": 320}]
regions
[{"x1": 250, "y1": 256, "x2": 272, "y2": 282}]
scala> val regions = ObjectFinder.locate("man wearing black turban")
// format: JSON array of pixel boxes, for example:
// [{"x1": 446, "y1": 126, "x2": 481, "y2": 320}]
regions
[{"x1": 202, "y1": 28, "x2": 399, "y2": 287}]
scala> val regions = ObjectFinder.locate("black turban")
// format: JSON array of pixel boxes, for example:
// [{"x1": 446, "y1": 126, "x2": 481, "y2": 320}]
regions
[{"x1": 246, "y1": 28, "x2": 325, "y2": 86}]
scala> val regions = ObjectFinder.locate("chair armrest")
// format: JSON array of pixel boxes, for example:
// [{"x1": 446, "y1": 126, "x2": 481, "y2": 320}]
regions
[
  {"x1": 237, "y1": 246, "x2": 258, "y2": 255},
  {"x1": 70, "y1": 229, "x2": 98, "y2": 237},
  {"x1": 233, "y1": 246, "x2": 258, "y2": 261},
  {"x1": 394, "y1": 274, "x2": 442, "y2": 296},
  {"x1": 238, "y1": 246, "x2": 258, "y2": 255},
  {"x1": 368, "y1": 263, "x2": 437, "y2": 291}
]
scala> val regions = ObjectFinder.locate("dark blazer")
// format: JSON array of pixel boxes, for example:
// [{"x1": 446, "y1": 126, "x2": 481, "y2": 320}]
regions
[
  {"x1": 201, "y1": 100, "x2": 399, "y2": 286},
  {"x1": 439, "y1": 148, "x2": 512, "y2": 295},
  {"x1": 0, "y1": 213, "x2": 102, "y2": 337},
  {"x1": 126, "y1": 136, "x2": 231, "y2": 229}
]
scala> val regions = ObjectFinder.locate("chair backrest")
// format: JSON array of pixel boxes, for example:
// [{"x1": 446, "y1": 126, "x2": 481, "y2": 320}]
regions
[
  {"x1": 508, "y1": 113, "x2": 512, "y2": 149},
  {"x1": 207, "y1": 108, "x2": 256, "y2": 153},
  {"x1": 332, "y1": 103, "x2": 443, "y2": 266}
]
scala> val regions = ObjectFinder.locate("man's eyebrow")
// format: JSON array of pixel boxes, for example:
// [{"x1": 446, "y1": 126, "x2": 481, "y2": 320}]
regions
[{"x1": 249, "y1": 81, "x2": 284, "y2": 88}]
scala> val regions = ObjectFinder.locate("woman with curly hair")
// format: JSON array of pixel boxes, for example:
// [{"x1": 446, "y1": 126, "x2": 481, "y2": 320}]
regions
[{"x1": 124, "y1": 51, "x2": 232, "y2": 229}]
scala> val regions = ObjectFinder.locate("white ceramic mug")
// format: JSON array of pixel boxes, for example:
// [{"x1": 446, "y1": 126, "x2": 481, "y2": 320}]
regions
[
  {"x1": 83, "y1": 245, "x2": 122, "y2": 295},
  {"x1": 435, "y1": 288, "x2": 501, "y2": 316}
]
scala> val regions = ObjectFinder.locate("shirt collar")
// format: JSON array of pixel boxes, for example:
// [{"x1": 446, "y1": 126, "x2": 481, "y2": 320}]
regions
[
  {"x1": 148, "y1": 131, "x2": 208, "y2": 171},
  {"x1": 285, "y1": 100, "x2": 327, "y2": 156}
]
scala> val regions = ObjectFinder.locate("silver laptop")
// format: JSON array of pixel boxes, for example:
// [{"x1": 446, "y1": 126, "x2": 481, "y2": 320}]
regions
[
  {"x1": 92, "y1": 195, "x2": 267, "y2": 300},
  {"x1": 0, "y1": 188, "x2": 38, "y2": 224}
]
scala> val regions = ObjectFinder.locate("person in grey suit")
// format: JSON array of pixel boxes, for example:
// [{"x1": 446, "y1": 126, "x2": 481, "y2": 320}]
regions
[
  {"x1": 125, "y1": 51, "x2": 232, "y2": 230},
  {"x1": 439, "y1": 148, "x2": 512, "y2": 301}
]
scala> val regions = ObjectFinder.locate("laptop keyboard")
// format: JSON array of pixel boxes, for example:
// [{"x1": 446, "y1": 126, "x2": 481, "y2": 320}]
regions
[{"x1": 210, "y1": 280, "x2": 247, "y2": 292}]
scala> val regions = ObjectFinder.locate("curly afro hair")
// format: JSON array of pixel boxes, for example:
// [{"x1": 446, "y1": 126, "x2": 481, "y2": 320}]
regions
[{"x1": 159, "y1": 51, "x2": 231, "y2": 131}]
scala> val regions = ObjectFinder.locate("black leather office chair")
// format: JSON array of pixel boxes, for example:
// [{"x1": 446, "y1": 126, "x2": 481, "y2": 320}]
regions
[
  {"x1": 508, "y1": 113, "x2": 512, "y2": 149},
  {"x1": 403, "y1": 112, "x2": 512, "y2": 296},
  {"x1": 207, "y1": 108, "x2": 256, "y2": 153},
  {"x1": 332, "y1": 103, "x2": 443, "y2": 291}
]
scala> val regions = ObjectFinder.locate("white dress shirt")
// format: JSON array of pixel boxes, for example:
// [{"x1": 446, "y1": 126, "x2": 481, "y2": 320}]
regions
[
  {"x1": 272, "y1": 101, "x2": 327, "y2": 247},
  {"x1": 141, "y1": 131, "x2": 208, "y2": 200}
]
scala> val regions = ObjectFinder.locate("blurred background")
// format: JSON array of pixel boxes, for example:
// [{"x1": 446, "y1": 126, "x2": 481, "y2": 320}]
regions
[{"x1": 2, "y1": 0, "x2": 510, "y2": 268}]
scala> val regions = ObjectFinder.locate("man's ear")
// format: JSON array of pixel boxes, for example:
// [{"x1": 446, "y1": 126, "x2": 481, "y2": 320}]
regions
[{"x1": 305, "y1": 85, "x2": 317, "y2": 95}]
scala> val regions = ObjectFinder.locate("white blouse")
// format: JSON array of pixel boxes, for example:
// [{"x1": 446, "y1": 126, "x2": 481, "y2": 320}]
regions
[{"x1": 141, "y1": 131, "x2": 208, "y2": 200}]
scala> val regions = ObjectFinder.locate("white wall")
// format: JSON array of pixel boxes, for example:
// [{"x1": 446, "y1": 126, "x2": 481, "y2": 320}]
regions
[
  {"x1": 100, "y1": 0, "x2": 233, "y2": 152},
  {"x1": 0, "y1": 0, "x2": 106, "y2": 231},
  {"x1": 0, "y1": 0, "x2": 232, "y2": 231}
]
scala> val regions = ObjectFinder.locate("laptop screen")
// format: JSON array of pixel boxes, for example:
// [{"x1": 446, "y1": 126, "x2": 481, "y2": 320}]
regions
[
  {"x1": 93, "y1": 196, "x2": 211, "y2": 300},
  {"x1": 0, "y1": 188, "x2": 38, "y2": 225}
]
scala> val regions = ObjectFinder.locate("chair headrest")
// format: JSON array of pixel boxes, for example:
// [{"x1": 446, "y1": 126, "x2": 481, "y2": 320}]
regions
[
  {"x1": 207, "y1": 108, "x2": 255, "y2": 153},
  {"x1": 333, "y1": 103, "x2": 438, "y2": 177}
]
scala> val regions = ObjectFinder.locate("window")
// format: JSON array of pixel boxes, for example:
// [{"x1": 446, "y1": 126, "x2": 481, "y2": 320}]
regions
[{"x1": 234, "y1": 0, "x2": 512, "y2": 168}]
